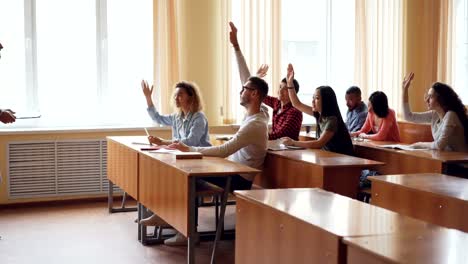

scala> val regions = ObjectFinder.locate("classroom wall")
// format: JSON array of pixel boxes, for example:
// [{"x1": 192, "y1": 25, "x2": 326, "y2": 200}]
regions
[{"x1": 177, "y1": 0, "x2": 224, "y2": 126}]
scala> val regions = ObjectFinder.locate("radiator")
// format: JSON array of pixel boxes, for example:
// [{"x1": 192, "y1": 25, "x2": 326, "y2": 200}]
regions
[{"x1": 7, "y1": 139, "x2": 121, "y2": 199}]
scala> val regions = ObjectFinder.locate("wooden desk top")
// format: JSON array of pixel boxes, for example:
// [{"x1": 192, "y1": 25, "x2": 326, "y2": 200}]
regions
[
  {"x1": 107, "y1": 135, "x2": 150, "y2": 152},
  {"x1": 369, "y1": 173, "x2": 468, "y2": 201},
  {"x1": 353, "y1": 140, "x2": 468, "y2": 163},
  {"x1": 343, "y1": 228, "x2": 468, "y2": 263},
  {"x1": 235, "y1": 188, "x2": 432, "y2": 237},
  {"x1": 267, "y1": 149, "x2": 384, "y2": 168},
  {"x1": 108, "y1": 136, "x2": 260, "y2": 177}
]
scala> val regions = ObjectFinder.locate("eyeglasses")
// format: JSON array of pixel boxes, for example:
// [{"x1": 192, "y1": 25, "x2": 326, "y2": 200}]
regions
[{"x1": 241, "y1": 86, "x2": 256, "y2": 92}]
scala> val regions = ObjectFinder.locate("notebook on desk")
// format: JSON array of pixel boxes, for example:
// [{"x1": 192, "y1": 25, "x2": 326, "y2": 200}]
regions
[
  {"x1": 379, "y1": 144, "x2": 420, "y2": 151},
  {"x1": 173, "y1": 152, "x2": 203, "y2": 159}
]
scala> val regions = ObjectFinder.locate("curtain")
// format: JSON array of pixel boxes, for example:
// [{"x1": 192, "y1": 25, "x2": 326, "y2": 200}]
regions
[
  {"x1": 153, "y1": 0, "x2": 181, "y2": 114},
  {"x1": 221, "y1": 0, "x2": 282, "y2": 124},
  {"x1": 437, "y1": 0, "x2": 454, "y2": 83},
  {"x1": 354, "y1": 0, "x2": 404, "y2": 116}
]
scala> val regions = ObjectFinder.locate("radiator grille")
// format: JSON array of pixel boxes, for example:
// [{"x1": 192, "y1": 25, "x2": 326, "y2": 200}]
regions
[{"x1": 8, "y1": 140, "x2": 120, "y2": 199}]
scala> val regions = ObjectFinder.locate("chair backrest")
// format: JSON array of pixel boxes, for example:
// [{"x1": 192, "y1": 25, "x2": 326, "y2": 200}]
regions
[{"x1": 398, "y1": 121, "x2": 433, "y2": 144}]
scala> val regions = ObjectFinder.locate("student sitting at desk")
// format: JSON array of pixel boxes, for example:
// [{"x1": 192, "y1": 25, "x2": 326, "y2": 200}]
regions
[
  {"x1": 281, "y1": 64, "x2": 354, "y2": 156},
  {"x1": 402, "y1": 72, "x2": 468, "y2": 152},
  {"x1": 170, "y1": 76, "x2": 269, "y2": 245},
  {"x1": 140, "y1": 79, "x2": 212, "y2": 245},
  {"x1": 345, "y1": 86, "x2": 368, "y2": 132},
  {"x1": 141, "y1": 80, "x2": 211, "y2": 147},
  {"x1": 350, "y1": 91, "x2": 401, "y2": 142}
]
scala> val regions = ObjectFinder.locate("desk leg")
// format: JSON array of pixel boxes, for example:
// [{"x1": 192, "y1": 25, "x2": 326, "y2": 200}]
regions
[
  {"x1": 188, "y1": 177, "x2": 197, "y2": 264},
  {"x1": 107, "y1": 180, "x2": 137, "y2": 213},
  {"x1": 108, "y1": 180, "x2": 114, "y2": 213},
  {"x1": 138, "y1": 202, "x2": 142, "y2": 241},
  {"x1": 210, "y1": 176, "x2": 232, "y2": 264}
]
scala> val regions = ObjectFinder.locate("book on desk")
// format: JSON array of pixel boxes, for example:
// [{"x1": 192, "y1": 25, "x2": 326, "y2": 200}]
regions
[
  {"x1": 173, "y1": 152, "x2": 203, "y2": 159},
  {"x1": 378, "y1": 144, "x2": 423, "y2": 151}
]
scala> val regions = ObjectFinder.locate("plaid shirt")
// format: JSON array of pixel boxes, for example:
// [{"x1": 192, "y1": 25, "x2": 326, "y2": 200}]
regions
[{"x1": 263, "y1": 95, "x2": 303, "y2": 140}]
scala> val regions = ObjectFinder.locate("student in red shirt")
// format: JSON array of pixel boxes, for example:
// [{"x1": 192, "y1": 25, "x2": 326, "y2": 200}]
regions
[{"x1": 351, "y1": 91, "x2": 401, "y2": 142}]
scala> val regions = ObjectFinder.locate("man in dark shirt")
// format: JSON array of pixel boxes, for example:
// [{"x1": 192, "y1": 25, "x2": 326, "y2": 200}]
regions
[
  {"x1": 345, "y1": 86, "x2": 367, "y2": 132},
  {"x1": 229, "y1": 22, "x2": 303, "y2": 140}
]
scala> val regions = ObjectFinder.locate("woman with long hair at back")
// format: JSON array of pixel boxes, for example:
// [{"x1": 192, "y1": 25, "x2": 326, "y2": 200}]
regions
[
  {"x1": 281, "y1": 64, "x2": 354, "y2": 156},
  {"x1": 402, "y1": 72, "x2": 468, "y2": 152}
]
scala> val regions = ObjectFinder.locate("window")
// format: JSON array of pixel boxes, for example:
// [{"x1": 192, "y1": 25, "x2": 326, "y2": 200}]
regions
[
  {"x1": 0, "y1": 0, "x2": 153, "y2": 126},
  {"x1": 228, "y1": 0, "x2": 355, "y2": 124},
  {"x1": 454, "y1": 0, "x2": 468, "y2": 103},
  {"x1": 282, "y1": 0, "x2": 355, "y2": 123}
]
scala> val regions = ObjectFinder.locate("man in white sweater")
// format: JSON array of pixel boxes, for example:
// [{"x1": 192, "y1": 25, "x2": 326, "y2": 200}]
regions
[
  {"x1": 171, "y1": 76, "x2": 269, "y2": 187},
  {"x1": 166, "y1": 76, "x2": 269, "y2": 246}
]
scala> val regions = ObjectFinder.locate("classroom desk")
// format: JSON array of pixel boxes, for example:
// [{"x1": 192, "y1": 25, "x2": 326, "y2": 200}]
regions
[
  {"x1": 344, "y1": 228, "x2": 468, "y2": 264},
  {"x1": 369, "y1": 173, "x2": 468, "y2": 232},
  {"x1": 256, "y1": 149, "x2": 384, "y2": 198},
  {"x1": 234, "y1": 188, "x2": 434, "y2": 264},
  {"x1": 107, "y1": 136, "x2": 260, "y2": 264},
  {"x1": 353, "y1": 140, "x2": 468, "y2": 174}
]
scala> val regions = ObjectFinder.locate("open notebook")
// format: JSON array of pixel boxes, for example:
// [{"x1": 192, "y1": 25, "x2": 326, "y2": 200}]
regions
[{"x1": 378, "y1": 144, "x2": 425, "y2": 151}]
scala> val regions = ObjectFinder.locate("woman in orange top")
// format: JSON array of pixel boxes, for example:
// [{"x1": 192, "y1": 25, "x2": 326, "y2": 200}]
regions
[{"x1": 351, "y1": 91, "x2": 401, "y2": 142}]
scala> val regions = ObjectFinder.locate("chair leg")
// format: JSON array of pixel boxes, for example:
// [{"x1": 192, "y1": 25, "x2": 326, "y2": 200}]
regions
[
  {"x1": 195, "y1": 196, "x2": 199, "y2": 227},
  {"x1": 215, "y1": 195, "x2": 219, "y2": 228}
]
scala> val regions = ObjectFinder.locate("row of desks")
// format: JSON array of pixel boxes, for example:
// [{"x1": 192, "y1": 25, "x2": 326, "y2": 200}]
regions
[
  {"x1": 300, "y1": 131, "x2": 468, "y2": 175},
  {"x1": 107, "y1": 136, "x2": 259, "y2": 264},
  {"x1": 235, "y1": 188, "x2": 468, "y2": 264},
  {"x1": 108, "y1": 135, "x2": 468, "y2": 263}
]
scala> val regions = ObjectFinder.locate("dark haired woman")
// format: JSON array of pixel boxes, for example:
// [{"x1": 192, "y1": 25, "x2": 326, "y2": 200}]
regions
[
  {"x1": 281, "y1": 64, "x2": 354, "y2": 156},
  {"x1": 402, "y1": 72, "x2": 468, "y2": 152},
  {"x1": 350, "y1": 91, "x2": 401, "y2": 142}
]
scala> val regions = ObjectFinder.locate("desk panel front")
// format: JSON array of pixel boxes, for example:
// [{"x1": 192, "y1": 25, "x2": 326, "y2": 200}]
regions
[
  {"x1": 344, "y1": 228, "x2": 468, "y2": 264},
  {"x1": 353, "y1": 141, "x2": 468, "y2": 174},
  {"x1": 370, "y1": 173, "x2": 468, "y2": 232},
  {"x1": 235, "y1": 188, "x2": 433, "y2": 264},
  {"x1": 107, "y1": 138, "x2": 139, "y2": 199},
  {"x1": 257, "y1": 149, "x2": 383, "y2": 198}
]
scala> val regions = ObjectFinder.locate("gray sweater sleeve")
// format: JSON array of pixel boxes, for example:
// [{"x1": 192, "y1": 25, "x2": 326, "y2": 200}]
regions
[{"x1": 402, "y1": 103, "x2": 433, "y2": 123}]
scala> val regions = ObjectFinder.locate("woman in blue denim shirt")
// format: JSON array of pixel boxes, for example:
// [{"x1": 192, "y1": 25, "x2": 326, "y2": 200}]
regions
[
  {"x1": 141, "y1": 80, "x2": 211, "y2": 147},
  {"x1": 140, "y1": 80, "x2": 212, "y2": 244}
]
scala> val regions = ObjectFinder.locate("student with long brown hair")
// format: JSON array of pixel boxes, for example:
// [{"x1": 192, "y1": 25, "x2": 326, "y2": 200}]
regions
[{"x1": 402, "y1": 72, "x2": 468, "y2": 152}]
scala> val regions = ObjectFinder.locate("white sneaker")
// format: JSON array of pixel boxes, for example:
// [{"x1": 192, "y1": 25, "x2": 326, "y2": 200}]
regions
[
  {"x1": 164, "y1": 232, "x2": 197, "y2": 246},
  {"x1": 139, "y1": 214, "x2": 170, "y2": 227}
]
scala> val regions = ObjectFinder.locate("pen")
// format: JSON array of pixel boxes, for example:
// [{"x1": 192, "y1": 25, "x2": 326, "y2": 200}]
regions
[{"x1": 144, "y1": 128, "x2": 152, "y2": 145}]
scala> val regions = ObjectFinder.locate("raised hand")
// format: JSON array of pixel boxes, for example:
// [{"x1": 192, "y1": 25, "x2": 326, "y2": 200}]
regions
[
  {"x1": 402, "y1": 72, "x2": 414, "y2": 92},
  {"x1": 256, "y1": 64, "x2": 269, "y2": 78},
  {"x1": 229, "y1": 22, "x2": 239, "y2": 47},
  {"x1": 286, "y1": 63, "x2": 295, "y2": 86},
  {"x1": 141, "y1": 80, "x2": 154, "y2": 98}
]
